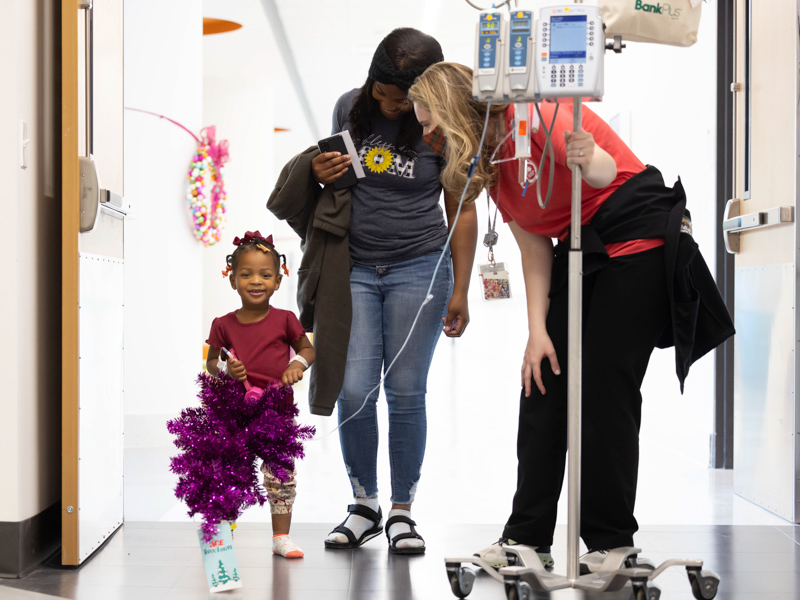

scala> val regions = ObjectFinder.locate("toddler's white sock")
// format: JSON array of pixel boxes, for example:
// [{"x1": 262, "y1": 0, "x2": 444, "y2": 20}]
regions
[
  {"x1": 272, "y1": 534, "x2": 303, "y2": 558},
  {"x1": 387, "y1": 509, "x2": 424, "y2": 550},
  {"x1": 326, "y1": 497, "x2": 381, "y2": 544}
]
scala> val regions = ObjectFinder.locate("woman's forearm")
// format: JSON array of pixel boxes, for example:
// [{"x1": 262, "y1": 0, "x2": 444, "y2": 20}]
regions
[
  {"x1": 508, "y1": 221, "x2": 553, "y2": 334},
  {"x1": 445, "y1": 194, "x2": 478, "y2": 299},
  {"x1": 582, "y1": 144, "x2": 617, "y2": 189}
]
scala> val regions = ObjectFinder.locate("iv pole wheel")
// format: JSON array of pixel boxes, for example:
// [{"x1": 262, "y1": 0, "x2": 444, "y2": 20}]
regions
[
  {"x1": 505, "y1": 580, "x2": 533, "y2": 600},
  {"x1": 626, "y1": 554, "x2": 656, "y2": 571},
  {"x1": 632, "y1": 579, "x2": 661, "y2": 600},
  {"x1": 445, "y1": 563, "x2": 476, "y2": 598},
  {"x1": 687, "y1": 567, "x2": 720, "y2": 599}
]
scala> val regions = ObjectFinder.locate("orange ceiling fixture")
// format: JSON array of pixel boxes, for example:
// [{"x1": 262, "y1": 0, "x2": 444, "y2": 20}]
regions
[{"x1": 203, "y1": 18, "x2": 242, "y2": 35}]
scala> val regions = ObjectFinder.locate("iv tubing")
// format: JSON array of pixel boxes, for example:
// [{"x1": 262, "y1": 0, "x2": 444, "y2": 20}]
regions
[{"x1": 534, "y1": 102, "x2": 560, "y2": 209}]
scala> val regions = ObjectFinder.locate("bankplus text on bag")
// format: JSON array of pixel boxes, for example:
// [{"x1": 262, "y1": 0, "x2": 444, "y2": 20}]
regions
[{"x1": 600, "y1": 0, "x2": 704, "y2": 47}]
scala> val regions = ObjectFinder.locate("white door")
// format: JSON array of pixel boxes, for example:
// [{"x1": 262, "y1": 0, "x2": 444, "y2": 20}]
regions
[
  {"x1": 62, "y1": 0, "x2": 126, "y2": 564},
  {"x1": 729, "y1": 0, "x2": 798, "y2": 522}
]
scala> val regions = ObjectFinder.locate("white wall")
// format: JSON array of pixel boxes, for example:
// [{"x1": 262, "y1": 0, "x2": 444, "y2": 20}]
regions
[
  {"x1": 0, "y1": 0, "x2": 61, "y2": 523},
  {"x1": 200, "y1": 77, "x2": 278, "y2": 329},
  {"x1": 123, "y1": 0, "x2": 205, "y2": 519}
]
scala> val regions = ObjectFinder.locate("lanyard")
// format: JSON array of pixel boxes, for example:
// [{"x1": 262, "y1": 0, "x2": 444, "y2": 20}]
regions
[{"x1": 483, "y1": 190, "x2": 499, "y2": 266}]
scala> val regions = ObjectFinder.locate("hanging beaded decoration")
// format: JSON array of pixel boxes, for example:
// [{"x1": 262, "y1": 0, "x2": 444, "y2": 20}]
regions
[
  {"x1": 124, "y1": 108, "x2": 231, "y2": 246},
  {"x1": 187, "y1": 127, "x2": 228, "y2": 246}
]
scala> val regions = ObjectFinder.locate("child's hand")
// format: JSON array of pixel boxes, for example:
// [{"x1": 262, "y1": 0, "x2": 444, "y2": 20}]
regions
[
  {"x1": 227, "y1": 359, "x2": 247, "y2": 382},
  {"x1": 281, "y1": 364, "x2": 305, "y2": 386}
]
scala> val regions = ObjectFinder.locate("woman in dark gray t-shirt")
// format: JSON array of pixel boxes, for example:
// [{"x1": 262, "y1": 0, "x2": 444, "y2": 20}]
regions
[{"x1": 315, "y1": 28, "x2": 477, "y2": 555}]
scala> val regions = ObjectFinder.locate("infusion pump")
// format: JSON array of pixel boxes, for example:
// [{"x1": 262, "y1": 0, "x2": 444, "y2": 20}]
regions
[
  {"x1": 473, "y1": 9, "x2": 505, "y2": 102},
  {"x1": 473, "y1": 4, "x2": 604, "y2": 103}
]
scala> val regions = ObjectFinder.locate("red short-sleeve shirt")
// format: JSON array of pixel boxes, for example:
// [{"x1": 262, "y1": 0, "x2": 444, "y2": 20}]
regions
[
  {"x1": 490, "y1": 103, "x2": 662, "y2": 257},
  {"x1": 206, "y1": 307, "x2": 306, "y2": 389}
]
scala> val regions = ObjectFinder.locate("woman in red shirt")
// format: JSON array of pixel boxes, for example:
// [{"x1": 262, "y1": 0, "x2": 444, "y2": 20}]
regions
[{"x1": 409, "y1": 62, "x2": 731, "y2": 573}]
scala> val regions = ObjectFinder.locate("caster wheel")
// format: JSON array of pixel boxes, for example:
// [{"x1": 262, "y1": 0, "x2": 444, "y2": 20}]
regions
[
  {"x1": 505, "y1": 580, "x2": 534, "y2": 600},
  {"x1": 626, "y1": 555, "x2": 656, "y2": 571},
  {"x1": 445, "y1": 563, "x2": 476, "y2": 598},
  {"x1": 632, "y1": 579, "x2": 661, "y2": 600},
  {"x1": 687, "y1": 568, "x2": 719, "y2": 600}
]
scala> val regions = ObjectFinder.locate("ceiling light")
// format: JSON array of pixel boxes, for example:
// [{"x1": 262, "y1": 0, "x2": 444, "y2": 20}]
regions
[{"x1": 203, "y1": 18, "x2": 242, "y2": 36}]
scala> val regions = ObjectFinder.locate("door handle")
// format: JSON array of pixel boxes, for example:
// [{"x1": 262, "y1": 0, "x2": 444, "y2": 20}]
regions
[
  {"x1": 79, "y1": 156, "x2": 100, "y2": 232},
  {"x1": 723, "y1": 199, "x2": 794, "y2": 254}
]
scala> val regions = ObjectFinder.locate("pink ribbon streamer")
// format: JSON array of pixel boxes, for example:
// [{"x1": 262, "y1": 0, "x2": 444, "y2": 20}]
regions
[
  {"x1": 124, "y1": 108, "x2": 232, "y2": 170},
  {"x1": 201, "y1": 126, "x2": 230, "y2": 168}
]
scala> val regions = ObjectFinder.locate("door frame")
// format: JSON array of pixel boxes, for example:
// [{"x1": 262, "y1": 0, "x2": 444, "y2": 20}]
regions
[
  {"x1": 713, "y1": 0, "x2": 736, "y2": 470},
  {"x1": 61, "y1": 0, "x2": 81, "y2": 566}
]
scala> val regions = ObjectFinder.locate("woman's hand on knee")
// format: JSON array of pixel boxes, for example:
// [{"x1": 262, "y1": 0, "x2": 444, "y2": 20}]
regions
[
  {"x1": 312, "y1": 151, "x2": 352, "y2": 185},
  {"x1": 522, "y1": 332, "x2": 561, "y2": 397}
]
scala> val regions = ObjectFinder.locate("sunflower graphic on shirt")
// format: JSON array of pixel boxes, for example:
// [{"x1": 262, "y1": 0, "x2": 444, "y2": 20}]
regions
[{"x1": 364, "y1": 147, "x2": 393, "y2": 174}]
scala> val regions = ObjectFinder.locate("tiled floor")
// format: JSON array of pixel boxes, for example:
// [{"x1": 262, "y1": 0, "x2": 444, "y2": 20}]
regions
[{"x1": 2, "y1": 520, "x2": 799, "y2": 600}]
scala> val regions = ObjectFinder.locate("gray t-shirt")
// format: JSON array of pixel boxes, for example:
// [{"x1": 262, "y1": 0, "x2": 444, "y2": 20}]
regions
[{"x1": 332, "y1": 90, "x2": 449, "y2": 265}]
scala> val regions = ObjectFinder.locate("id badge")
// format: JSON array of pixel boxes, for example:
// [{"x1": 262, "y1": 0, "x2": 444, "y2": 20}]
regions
[{"x1": 479, "y1": 262, "x2": 512, "y2": 301}]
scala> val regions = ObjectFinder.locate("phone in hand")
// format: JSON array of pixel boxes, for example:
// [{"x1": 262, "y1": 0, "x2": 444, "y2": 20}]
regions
[{"x1": 317, "y1": 130, "x2": 365, "y2": 189}]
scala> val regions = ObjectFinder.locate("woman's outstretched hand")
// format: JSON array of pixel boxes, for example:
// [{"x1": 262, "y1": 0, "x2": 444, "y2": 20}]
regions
[
  {"x1": 311, "y1": 151, "x2": 352, "y2": 185},
  {"x1": 522, "y1": 330, "x2": 561, "y2": 397}
]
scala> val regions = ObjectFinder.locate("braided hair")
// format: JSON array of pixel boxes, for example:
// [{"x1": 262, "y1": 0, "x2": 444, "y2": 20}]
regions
[{"x1": 222, "y1": 233, "x2": 287, "y2": 278}]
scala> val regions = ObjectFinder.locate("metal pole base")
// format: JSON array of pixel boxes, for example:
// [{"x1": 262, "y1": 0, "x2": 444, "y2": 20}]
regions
[{"x1": 442, "y1": 546, "x2": 721, "y2": 600}]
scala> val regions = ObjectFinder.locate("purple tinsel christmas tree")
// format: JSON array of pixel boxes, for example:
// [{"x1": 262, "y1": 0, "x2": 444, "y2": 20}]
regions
[{"x1": 167, "y1": 373, "x2": 315, "y2": 541}]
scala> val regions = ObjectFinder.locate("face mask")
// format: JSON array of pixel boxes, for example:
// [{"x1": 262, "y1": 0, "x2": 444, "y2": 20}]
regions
[{"x1": 423, "y1": 125, "x2": 447, "y2": 158}]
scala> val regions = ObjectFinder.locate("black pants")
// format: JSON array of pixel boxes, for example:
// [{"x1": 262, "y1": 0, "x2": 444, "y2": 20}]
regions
[{"x1": 503, "y1": 246, "x2": 670, "y2": 550}]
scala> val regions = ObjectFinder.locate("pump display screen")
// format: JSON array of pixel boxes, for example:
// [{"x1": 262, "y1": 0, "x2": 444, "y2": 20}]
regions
[
  {"x1": 511, "y1": 19, "x2": 530, "y2": 30},
  {"x1": 481, "y1": 21, "x2": 500, "y2": 35},
  {"x1": 549, "y1": 15, "x2": 587, "y2": 64}
]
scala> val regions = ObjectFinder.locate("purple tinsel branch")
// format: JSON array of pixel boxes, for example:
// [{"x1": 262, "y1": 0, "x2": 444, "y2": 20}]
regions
[{"x1": 167, "y1": 373, "x2": 315, "y2": 541}]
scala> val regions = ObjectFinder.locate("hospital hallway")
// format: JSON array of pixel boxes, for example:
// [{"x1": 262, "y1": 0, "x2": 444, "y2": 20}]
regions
[
  {"x1": 2, "y1": 321, "x2": 799, "y2": 600},
  {"x1": 4, "y1": 1, "x2": 800, "y2": 598}
]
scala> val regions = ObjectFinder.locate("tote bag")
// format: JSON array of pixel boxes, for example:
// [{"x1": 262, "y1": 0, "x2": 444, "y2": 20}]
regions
[{"x1": 600, "y1": 0, "x2": 704, "y2": 47}]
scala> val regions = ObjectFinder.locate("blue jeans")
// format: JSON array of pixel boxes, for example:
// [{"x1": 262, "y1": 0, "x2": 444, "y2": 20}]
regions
[{"x1": 337, "y1": 247, "x2": 453, "y2": 504}]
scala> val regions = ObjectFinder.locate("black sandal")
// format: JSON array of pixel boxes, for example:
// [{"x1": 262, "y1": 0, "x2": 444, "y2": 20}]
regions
[
  {"x1": 385, "y1": 514, "x2": 425, "y2": 555},
  {"x1": 325, "y1": 504, "x2": 383, "y2": 550}
]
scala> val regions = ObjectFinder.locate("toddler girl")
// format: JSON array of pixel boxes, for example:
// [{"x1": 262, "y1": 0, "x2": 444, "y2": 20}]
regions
[{"x1": 206, "y1": 230, "x2": 315, "y2": 558}]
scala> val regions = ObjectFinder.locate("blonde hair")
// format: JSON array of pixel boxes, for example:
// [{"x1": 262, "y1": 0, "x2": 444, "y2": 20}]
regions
[{"x1": 409, "y1": 62, "x2": 508, "y2": 202}]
